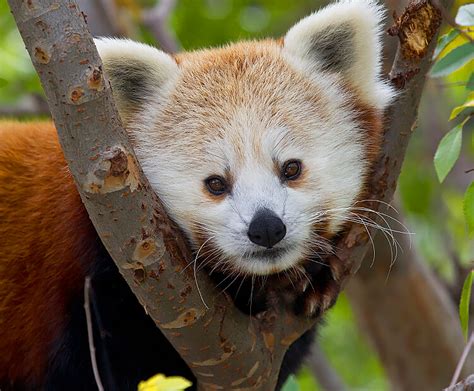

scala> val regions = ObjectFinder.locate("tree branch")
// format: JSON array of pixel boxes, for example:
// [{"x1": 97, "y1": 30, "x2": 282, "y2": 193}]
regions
[
  {"x1": 142, "y1": 0, "x2": 180, "y2": 54},
  {"x1": 445, "y1": 374, "x2": 474, "y2": 391},
  {"x1": 77, "y1": 0, "x2": 123, "y2": 37},
  {"x1": 347, "y1": 206, "x2": 473, "y2": 390},
  {"x1": 7, "y1": 0, "x2": 450, "y2": 389},
  {"x1": 0, "y1": 94, "x2": 50, "y2": 117},
  {"x1": 451, "y1": 333, "x2": 474, "y2": 387},
  {"x1": 306, "y1": 344, "x2": 346, "y2": 391}
]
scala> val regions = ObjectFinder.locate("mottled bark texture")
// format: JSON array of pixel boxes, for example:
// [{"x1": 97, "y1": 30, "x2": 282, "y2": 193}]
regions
[{"x1": 7, "y1": 0, "x2": 450, "y2": 389}]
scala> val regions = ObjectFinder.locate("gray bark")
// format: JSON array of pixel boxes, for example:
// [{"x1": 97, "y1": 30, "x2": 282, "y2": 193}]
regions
[{"x1": 7, "y1": 0, "x2": 450, "y2": 389}]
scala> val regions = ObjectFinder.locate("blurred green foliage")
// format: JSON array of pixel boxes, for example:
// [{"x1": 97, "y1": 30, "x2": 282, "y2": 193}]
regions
[
  {"x1": 169, "y1": 0, "x2": 314, "y2": 49},
  {"x1": 460, "y1": 270, "x2": 473, "y2": 340},
  {"x1": 406, "y1": 2, "x2": 473, "y2": 285},
  {"x1": 429, "y1": 3, "x2": 474, "y2": 351},
  {"x1": 317, "y1": 295, "x2": 388, "y2": 391},
  {"x1": 0, "y1": 1, "x2": 473, "y2": 390},
  {"x1": 0, "y1": 1, "x2": 42, "y2": 105}
]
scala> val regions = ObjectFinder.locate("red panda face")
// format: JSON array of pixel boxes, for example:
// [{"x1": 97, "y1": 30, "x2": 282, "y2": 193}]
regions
[{"x1": 95, "y1": 0, "x2": 394, "y2": 276}]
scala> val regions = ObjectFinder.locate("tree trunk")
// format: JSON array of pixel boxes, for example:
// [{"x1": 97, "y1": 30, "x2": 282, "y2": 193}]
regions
[{"x1": 347, "y1": 208, "x2": 474, "y2": 390}]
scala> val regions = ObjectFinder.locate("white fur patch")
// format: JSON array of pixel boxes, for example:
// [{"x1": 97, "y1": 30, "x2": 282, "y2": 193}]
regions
[
  {"x1": 94, "y1": 38, "x2": 178, "y2": 83},
  {"x1": 133, "y1": 86, "x2": 366, "y2": 275},
  {"x1": 94, "y1": 38, "x2": 178, "y2": 81}
]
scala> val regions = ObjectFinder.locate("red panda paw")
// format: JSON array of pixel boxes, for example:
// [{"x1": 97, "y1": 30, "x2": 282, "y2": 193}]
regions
[{"x1": 291, "y1": 260, "x2": 341, "y2": 318}]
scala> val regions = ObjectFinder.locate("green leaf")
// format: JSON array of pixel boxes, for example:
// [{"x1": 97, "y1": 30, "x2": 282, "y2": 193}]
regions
[
  {"x1": 434, "y1": 29, "x2": 460, "y2": 59},
  {"x1": 460, "y1": 270, "x2": 473, "y2": 340},
  {"x1": 456, "y1": 4, "x2": 474, "y2": 26},
  {"x1": 450, "y1": 92, "x2": 474, "y2": 120},
  {"x1": 434, "y1": 122, "x2": 464, "y2": 182},
  {"x1": 465, "y1": 182, "x2": 474, "y2": 235},
  {"x1": 0, "y1": 78, "x2": 7, "y2": 88},
  {"x1": 431, "y1": 42, "x2": 474, "y2": 78},
  {"x1": 468, "y1": 73, "x2": 474, "y2": 91},
  {"x1": 281, "y1": 375, "x2": 300, "y2": 391}
]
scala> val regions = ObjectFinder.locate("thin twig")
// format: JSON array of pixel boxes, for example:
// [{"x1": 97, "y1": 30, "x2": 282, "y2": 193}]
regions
[
  {"x1": 306, "y1": 343, "x2": 347, "y2": 391},
  {"x1": 445, "y1": 375, "x2": 474, "y2": 391},
  {"x1": 142, "y1": 0, "x2": 180, "y2": 53},
  {"x1": 97, "y1": 0, "x2": 118, "y2": 28},
  {"x1": 0, "y1": 95, "x2": 50, "y2": 117},
  {"x1": 450, "y1": 332, "x2": 474, "y2": 387},
  {"x1": 435, "y1": 81, "x2": 467, "y2": 88},
  {"x1": 84, "y1": 276, "x2": 105, "y2": 391}
]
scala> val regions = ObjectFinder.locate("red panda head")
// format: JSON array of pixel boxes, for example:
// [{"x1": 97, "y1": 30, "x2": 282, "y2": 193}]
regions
[{"x1": 95, "y1": 0, "x2": 394, "y2": 276}]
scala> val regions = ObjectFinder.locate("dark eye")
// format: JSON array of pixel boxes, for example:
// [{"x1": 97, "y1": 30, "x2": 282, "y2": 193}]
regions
[
  {"x1": 282, "y1": 160, "x2": 302, "y2": 180},
  {"x1": 205, "y1": 176, "x2": 228, "y2": 195}
]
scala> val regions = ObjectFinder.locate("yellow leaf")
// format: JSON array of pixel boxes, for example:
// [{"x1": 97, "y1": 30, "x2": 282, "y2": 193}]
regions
[
  {"x1": 138, "y1": 374, "x2": 192, "y2": 391},
  {"x1": 450, "y1": 92, "x2": 474, "y2": 120}
]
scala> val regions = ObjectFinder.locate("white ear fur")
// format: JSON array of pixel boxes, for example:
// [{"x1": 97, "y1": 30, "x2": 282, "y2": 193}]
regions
[
  {"x1": 94, "y1": 38, "x2": 179, "y2": 122},
  {"x1": 283, "y1": 0, "x2": 394, "y2": 109}
]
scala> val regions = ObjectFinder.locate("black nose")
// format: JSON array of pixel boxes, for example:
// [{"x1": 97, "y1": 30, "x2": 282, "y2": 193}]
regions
[{"x1": 247, "y1": 208, "x2": 286, "y2": 248}]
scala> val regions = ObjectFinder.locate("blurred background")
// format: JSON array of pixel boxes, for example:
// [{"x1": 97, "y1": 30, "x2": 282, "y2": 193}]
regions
[{"x1": 0, "y1": 1, "x2": 473, "y2": 390}]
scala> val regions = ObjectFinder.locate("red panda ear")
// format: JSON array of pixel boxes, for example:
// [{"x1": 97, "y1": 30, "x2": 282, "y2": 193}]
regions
[
  {"x1": 94, "y1": 38, "x2": 179, "y2": 124},
  {"x1": 282, "y1": 0, "x2": 394, "y2": 110}
]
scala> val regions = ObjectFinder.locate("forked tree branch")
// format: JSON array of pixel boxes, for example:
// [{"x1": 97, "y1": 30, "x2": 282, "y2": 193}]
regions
[
  {"x1": 451, "y1": 333, "x2": 474, "y2": 387},
  {"x1": 7, "y1": 0, "x2": 449, "y2": 389},
  {"x1": 446, "y1": 374, "x2": 474, "y2": 391},
  {"x1": 142, "y1": 0, "x2": 180, "y2": 53}
]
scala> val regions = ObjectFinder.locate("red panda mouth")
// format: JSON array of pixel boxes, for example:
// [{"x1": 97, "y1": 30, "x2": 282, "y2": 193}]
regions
[{"x1": 247, "y1": 245, "x2": 294, "y2": 262}]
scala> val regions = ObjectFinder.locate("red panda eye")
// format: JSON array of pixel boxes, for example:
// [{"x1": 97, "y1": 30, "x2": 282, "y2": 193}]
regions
[
  {"x1": 282, "y1": 160, "x2": 302, "y2": 180},
  {"x1": 205, "y1": 176, "x2": 227, "y2": 195}
]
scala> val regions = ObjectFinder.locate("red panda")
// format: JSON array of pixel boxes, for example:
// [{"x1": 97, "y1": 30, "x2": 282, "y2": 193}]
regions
[
  {"x1": 0, "y1": 1, "x2": 393, "y2": 389},
  {"x1": 0, "y1": 122, "x2": 93, "y2": 385}
]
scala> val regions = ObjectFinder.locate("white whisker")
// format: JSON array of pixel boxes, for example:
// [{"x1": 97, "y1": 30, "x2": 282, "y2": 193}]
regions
[{"x1": 181, "y1": 236, "x2": 214, "y2": 274}]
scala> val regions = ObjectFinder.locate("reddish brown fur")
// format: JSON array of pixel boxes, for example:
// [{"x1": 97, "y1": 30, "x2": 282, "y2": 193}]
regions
[
  {"x1": 338, "y1": 82, "x2": 383, "y2": 165},
  {"x1": 0, "y1": 121, "x2": 96, "y2": 384},
  {"x1": 350, "y1": 96, "x2": 384, "y2": 200}
]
